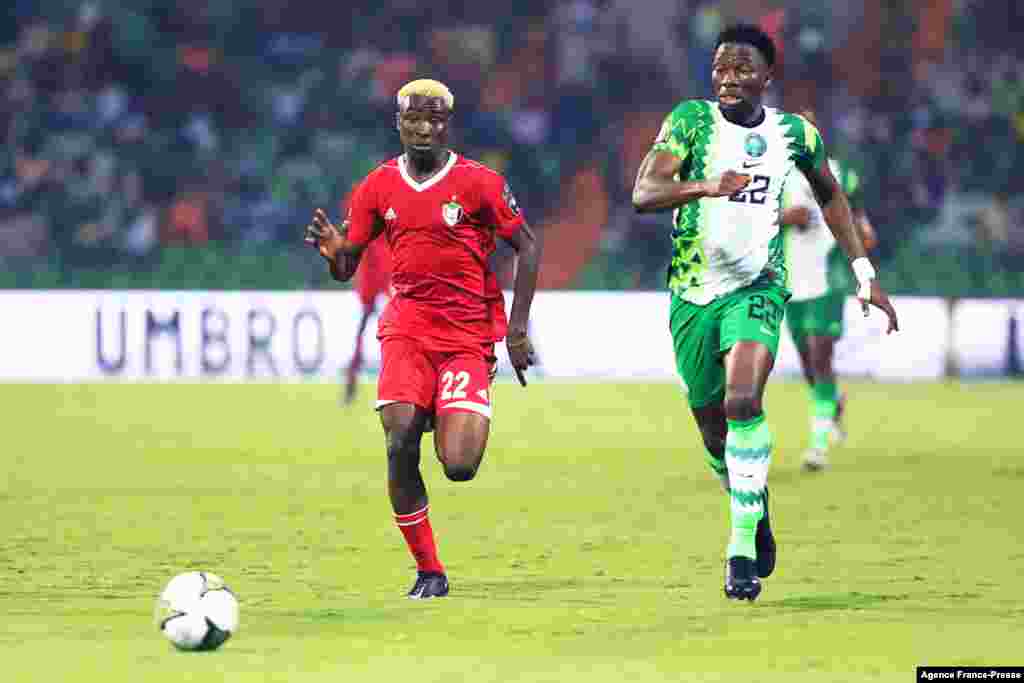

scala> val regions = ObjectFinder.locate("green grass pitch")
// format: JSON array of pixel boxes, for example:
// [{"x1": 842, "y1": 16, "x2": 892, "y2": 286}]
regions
[{"x1": 2, "y1": 380, "x2": 1023, "y2": 681}]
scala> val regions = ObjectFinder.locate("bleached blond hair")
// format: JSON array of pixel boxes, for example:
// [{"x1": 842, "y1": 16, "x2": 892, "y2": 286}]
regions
[{"x1": 396, "y1": 79, "x2": 454, "y2": 110}]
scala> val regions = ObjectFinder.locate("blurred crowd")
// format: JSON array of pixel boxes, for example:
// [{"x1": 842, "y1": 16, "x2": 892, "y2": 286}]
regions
[
  {"x1": 0, "y1": 0, "x2": 1021, "y2": 293},
  {"x1": 589, "y1": 0, "x2": 1024, "y2": 290},
  {"x1": 0, "y1": 0, "x2": 634, "y2": 277}
]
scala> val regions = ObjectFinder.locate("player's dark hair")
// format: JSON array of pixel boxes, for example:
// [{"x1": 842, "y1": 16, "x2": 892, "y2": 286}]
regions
[{"x1": 715, "y1": 24, "x2": 776, "y2": 68}]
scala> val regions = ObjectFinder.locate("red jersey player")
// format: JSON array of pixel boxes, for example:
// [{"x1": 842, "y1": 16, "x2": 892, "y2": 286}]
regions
[
  {"x1": 340, "y1": 183, "x2": 393, "y2": 405},
  {"x1": 304, "y1": 79, "x2": 540, "y2": 599}
]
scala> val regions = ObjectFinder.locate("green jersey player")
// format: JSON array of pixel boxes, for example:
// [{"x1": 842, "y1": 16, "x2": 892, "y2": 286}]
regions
[
  {"x1": 632, "y1": 24, "x2": 898, "y2": 601},
  {"x1": 781, "y1": 109, "x2": 879, "y2": 472}
]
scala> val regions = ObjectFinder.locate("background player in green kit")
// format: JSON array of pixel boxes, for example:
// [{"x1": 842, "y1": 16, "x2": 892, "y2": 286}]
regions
[
  {"x1": 781, "y1": 109, "x2": 880, "y2": 472},
  {"x1": 631, "y1": 24, "x2": 899, "y2": 601}
]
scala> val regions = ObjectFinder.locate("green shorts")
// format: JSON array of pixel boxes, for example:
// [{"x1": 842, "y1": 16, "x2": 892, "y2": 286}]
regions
[
  {"x1": 786, "y1": 293, "x2": 844, "y2": 347},
  {"x1": 670, "y1": 279, "x2": 789, "y2": 409}
]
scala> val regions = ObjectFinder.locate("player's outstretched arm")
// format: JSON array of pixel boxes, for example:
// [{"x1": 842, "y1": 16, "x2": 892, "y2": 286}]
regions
[
  {"x1": 504, "y1": 221, "x2": 540, "y2": 387},
  {"x1": 802, "y1": 165, "x2": 899, "y2": 333},
  {"x1": 631, "y1": 150, "x2": 750, "y2": 213}
]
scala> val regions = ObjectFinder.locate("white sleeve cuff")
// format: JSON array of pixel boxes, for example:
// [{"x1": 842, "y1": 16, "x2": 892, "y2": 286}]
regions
[{"x1": 852, "y1": 257, "x2": 875, "y2": 299}]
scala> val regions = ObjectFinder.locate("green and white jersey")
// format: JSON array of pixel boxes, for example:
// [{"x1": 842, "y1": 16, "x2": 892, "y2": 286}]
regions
[
  {"x1": 783, "y1": 157, "x2": 861, "y2": 301},
  {"x1": 653, "y1": 99, "x2": 826, "y2": 305}
]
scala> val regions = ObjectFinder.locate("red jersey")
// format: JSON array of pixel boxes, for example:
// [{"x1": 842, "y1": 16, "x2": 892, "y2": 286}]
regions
[
  {"x1": 342, "y1": 187, "x2": 393, "y2": 307},
  {"x1": 354, "y1": 236, "x2": 393, "y2": 306},
  {"x1": 347, "y1": 152, "x2": 524, "y2": 352}
]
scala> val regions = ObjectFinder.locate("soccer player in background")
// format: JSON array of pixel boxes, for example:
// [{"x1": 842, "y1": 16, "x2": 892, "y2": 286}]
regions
[
  {"x1": 341, "y1": 183, "x2": 393, "y2": 406},
  {"x1": 781, "y1": 109, "x2": 879, "y2": 471},
  {"x1": 304, "y1": 79, "x2": 540, "y2": 599},
  {"x1": 631, "y1": 25, "x2": 898, "y2": 601}
]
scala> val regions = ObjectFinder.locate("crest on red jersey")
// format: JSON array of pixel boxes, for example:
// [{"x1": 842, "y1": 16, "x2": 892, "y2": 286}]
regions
[{"x1": 442, "y1": 198, "x2": 464, "y2": 226}]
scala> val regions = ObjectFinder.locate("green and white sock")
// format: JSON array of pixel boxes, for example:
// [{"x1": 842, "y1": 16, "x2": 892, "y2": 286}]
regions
[
  {"x1": 811, "y1": 380, "x2": 839, "y2": 451},
  {"x1": 704, "y1": 448, "x2": 729, "y2": 492},
  {"x1": 725, "y1": 415, "x2": 772, "y2": 559}
]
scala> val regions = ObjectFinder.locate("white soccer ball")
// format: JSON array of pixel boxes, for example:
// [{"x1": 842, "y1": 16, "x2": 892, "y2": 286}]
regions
[{"x1": 155, "y1": 571, "x2": 239, "y2": 651}]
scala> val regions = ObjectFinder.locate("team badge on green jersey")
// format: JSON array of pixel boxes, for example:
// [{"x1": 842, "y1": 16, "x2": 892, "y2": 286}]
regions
[{"x1": 745, "y1": 132, "x2": 767, "y2": 158}]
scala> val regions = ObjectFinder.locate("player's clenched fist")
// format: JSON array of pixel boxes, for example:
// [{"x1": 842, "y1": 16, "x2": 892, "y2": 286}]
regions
[
  {"x1": 506, "y1": 332, "x2": 537, "y2": 387},
  {"x1": 704, "y1": 170, "x2": 751, "y2": 197}
]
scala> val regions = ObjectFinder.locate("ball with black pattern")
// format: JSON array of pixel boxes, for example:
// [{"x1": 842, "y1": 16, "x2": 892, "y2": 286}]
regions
[{"x1": 155, "y1": 571, "x2": 239, "y2": 651}]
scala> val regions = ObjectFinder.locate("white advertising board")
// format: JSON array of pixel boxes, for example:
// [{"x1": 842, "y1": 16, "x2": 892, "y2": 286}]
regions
[
  {"x1": 0, "y1": 291, "x2": 379, "y2": 382},
  {"x1": 0, "y1": 291, "x2": 1012, "y2": 382},
  {"x1": 950, "y1": 299, "x2": 1016, "y2": 377},
  {"x1": 773, "y1": 297, "x2": 950, "y2": 381}
]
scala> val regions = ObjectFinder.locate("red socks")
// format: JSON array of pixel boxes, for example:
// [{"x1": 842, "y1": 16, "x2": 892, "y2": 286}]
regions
[{"x1": 395, "y1": 505, "x2": 444, "y2": 575}]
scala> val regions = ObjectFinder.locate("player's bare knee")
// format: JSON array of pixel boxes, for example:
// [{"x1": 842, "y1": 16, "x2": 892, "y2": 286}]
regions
[
  {"x1": 443, "y1": 463, "x2": 477, "y2": 482},
  {"x1": 385, "y1": 425, "x2": 420, "y2": 462},
  {"x1": 723, "y1": 391, "x2": 761, "y2": 422},
  {"x1": 438, "y1": 446, "x2": 484, "y2": 482}
]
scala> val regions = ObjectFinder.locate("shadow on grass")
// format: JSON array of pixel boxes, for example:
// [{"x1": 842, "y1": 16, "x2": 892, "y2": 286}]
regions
[{"x1": 767, "y1": 592, "x2": 910, "y2": 610}]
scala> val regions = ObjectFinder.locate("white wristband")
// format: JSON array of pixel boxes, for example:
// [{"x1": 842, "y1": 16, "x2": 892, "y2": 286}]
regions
[{"x1": 851, "y1": 257, "x2": 876, "y2": 299}]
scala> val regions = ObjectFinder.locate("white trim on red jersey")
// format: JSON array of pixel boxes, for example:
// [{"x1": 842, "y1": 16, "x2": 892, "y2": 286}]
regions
[{"x1": 397, "y1": 151, "x2": 458, "y2": 193}]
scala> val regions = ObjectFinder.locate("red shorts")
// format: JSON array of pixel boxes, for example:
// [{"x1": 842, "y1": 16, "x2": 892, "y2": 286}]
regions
[{"x1": 376, "y1": 337, "x2": 495, "y2": 419}]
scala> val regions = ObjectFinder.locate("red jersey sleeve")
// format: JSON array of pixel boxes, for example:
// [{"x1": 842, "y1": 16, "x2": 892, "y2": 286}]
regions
[
  {"x1": 346, "y1": 176, "x2": 379, "y2": 247},
  {"x1": 479, "y1": 171, "x2": 524, "y2": 240}
]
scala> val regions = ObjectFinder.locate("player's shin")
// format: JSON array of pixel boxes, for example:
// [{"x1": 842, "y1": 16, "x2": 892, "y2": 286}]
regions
[
  {"x1": 724, "y1": 415, "x2": 772, "y2": 559},
  {"x1": 811, "y1": 380, "x2": 839, "y2": 451},
  {"x1": 387, "y1": 430, "x2": 444, "y2": 576},
  {"x1": 395, "y1": 505, "x2": 445, "y2": 575}
]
